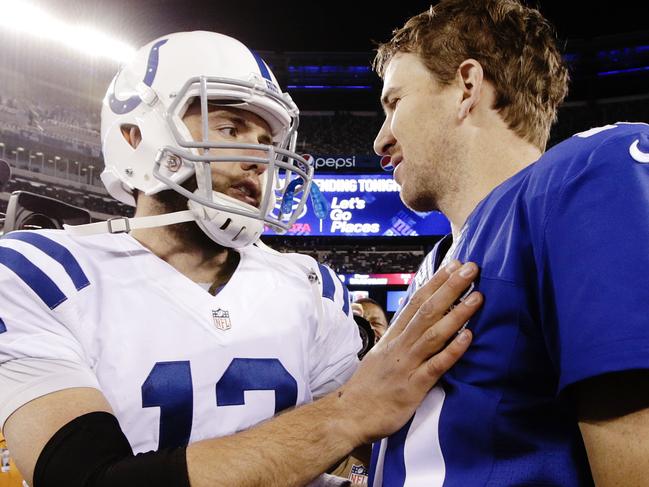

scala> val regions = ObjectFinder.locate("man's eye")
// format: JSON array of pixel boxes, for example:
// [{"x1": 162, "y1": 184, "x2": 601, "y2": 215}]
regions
[
  {"x1": 383, "y1": 98, "x2": 399, "y2": 114},
  {"x1": 218, "y1": 126, "x2": 237, "y2": 137}
]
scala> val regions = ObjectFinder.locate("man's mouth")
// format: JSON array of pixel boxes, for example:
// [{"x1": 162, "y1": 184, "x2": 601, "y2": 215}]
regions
[
  {"x1": 229, "y1": 180, "x2": 261, "y2": 207},
  {"x1": 392, "y1": 157, "x2": 405, "y2": 184}
]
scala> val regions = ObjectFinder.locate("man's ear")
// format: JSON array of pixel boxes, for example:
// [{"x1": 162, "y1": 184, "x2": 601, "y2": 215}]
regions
[
  {"x1": 457, "y1": 59, "x2": 484, "y2": 121},
  {"x1": 120, "y1": 124, "x2": 142, "y2": 149}
]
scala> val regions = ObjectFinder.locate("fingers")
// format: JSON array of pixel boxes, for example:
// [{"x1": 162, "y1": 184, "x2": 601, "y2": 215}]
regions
[
  {"x1": 407, "y1": 291, "x2": 482, "y2": 362},
  {"x1": 422, "y1": 262, "x2": 478, "y2": 319},
  {"x1": 412, "y1": 328, "x2": 473, "y2": 389},
  {"x1": 387, "y1": 259, "x2": 463, "y2": 338},
  {"x1": 398, "y1": 262, "x2": 479, "y2": 347}
]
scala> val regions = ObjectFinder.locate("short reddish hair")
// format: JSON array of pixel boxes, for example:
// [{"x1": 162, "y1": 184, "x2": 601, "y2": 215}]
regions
[{"x1": 373, "y1": 0, "x2": 569, "y2": 150}]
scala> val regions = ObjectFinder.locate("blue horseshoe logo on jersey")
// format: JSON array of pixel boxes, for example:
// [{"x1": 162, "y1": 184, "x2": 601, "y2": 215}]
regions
[{"x1": 108, "y1": 39, "x2": 168, "y2": 114}]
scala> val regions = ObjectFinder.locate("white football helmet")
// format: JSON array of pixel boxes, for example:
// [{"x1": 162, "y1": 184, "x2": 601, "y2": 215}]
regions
[{"x1": 67, "y1": 31, "x2": 313, "y2": 247}]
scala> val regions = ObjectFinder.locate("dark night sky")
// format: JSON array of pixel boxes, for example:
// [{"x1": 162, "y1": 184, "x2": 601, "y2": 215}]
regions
[{"x1": 35, "y1": 0, "x2": 649, "y2": 53}]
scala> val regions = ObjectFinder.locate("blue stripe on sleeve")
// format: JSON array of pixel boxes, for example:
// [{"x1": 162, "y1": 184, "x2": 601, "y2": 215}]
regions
[
  {"x1": 0, "y1": 247, "x2": 68, "y2": 309},
  {"x1": 0, "y1": 317, "x2": 6, "y2": 334},
  {"x1": 317, "y1": 263, "x2": 336, "y2": 302},
  {"x1": 3, "y1": 232, "x2": 90, "y2": 291},
  {"x1": 340, "y1": 280, "x2": 350, "y2": 315}
]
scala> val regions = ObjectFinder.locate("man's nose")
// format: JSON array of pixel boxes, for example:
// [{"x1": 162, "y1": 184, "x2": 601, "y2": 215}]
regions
[
  {"x1": 239, "y1": 133, "x2": 272, "y2": 174},
  {"x1": 240, "y1": 159, "x2": 267, "y2": 175},
  {"x1": 374, "y1": 119, "x2": 396, "y2": 156}
]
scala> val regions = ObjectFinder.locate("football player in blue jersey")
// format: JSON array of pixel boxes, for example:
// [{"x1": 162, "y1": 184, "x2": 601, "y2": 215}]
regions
[
  {"x1": 371, "y1": 1, "x2": 649, "y2": 486},
  {"x1": 0, "y1": 31, "x2": 482, "y2": 487}
]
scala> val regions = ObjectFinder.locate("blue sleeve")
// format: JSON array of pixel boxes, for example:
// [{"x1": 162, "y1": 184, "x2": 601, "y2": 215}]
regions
[
  {"x1": 309, "y1": 263, "x2": 360, "y2": 397},
  {"x1": 541, "y1": 129, "x2": 649, "y2": 393},
  {"x1": 317, "y1": 263, "x2": 351, "y2": 316}
]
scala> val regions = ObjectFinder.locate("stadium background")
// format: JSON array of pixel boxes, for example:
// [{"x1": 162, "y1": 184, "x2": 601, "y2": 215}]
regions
[{"x1": 0, "y1": 0, "x2": 648, "y2": 319}]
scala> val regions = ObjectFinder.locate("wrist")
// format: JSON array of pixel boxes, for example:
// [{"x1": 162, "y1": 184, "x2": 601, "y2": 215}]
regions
[{"x1": 318, "y1": 385, "x2": 371, "y2": 449}]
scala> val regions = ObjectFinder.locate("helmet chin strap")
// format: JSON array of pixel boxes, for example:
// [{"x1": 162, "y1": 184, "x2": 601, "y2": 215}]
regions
[
  {"x1": 63, "y1": 210, "x2": 196, "y2": 236},
  {"x1": 64, "y1": 192, "x2": 264, "y2": 249}
]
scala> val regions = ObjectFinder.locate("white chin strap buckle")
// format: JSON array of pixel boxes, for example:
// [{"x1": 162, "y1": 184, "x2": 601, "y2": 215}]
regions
[{"x1": 106, "y1": 217, "x2": 131, "y2": 234}]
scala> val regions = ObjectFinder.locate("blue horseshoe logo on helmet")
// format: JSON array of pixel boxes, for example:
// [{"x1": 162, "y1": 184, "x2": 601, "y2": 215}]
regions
[{"x1": 109, "y1": 39, "x2": 168, "y2": 114}]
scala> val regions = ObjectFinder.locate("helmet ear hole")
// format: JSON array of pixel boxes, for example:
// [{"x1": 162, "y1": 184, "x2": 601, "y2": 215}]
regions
[
  {"x1": 120, "y1": 124, "x2": 142, "y2": 149},
  {"x1": 219, "y1": 218, "x2": 232, "y2": 230}
]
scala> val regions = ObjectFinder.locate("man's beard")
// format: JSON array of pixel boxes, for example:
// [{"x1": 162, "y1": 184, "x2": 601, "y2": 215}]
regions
[
  {"x1": 404, "y1": 131, "x2": 465, "y2": 215},
  {"x1": 151, "y1": 178, "x2": 225, "y2": 253}
]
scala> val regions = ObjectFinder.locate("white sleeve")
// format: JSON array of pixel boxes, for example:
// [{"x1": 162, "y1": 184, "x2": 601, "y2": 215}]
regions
[
  {"x1": 307, "y1": 473, "x2": 352, "y2": 486},
  {"x1": 308, "y1": 263, "x2": 361, "y2": 398},
  {"x1": 0, "y1": 233, "x2": 99, "y2": 430}
]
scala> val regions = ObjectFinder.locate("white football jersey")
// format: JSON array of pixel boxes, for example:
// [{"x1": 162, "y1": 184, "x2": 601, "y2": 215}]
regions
[{"x1": 0, "y1": 230, "x2": 360, "y2": 453}]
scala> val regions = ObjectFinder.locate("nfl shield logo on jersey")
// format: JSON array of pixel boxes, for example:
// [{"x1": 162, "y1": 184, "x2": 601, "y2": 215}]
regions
[
  {"x1": 212, "y1": 309, "x2": 231, "y2": 331},
  {"x1": 349, "y1": 464, "x2": 368, "y2": 485}
]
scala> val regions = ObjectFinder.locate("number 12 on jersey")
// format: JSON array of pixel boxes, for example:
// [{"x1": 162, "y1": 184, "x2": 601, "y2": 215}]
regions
[{"x1": 142, "y1": 358, "x2": 298, "y2": 449}]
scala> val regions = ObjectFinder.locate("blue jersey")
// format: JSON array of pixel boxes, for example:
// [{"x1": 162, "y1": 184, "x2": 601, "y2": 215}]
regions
[{"x1": 370, "y1": 123, "x2": 649, "y2": 486}]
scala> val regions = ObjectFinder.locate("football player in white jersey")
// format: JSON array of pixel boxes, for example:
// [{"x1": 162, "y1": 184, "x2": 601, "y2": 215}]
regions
[{"x1": 0, "y1": 31, "x2": 482, "y2": 487}]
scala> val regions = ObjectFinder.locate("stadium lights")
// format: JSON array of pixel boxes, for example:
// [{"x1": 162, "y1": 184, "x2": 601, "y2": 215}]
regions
[{"x1": 0, "y1": 0, "x2": 135, "y2": 63}]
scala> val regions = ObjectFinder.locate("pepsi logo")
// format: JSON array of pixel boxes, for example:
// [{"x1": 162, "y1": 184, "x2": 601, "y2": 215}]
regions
[{"x1": 380, "y1": 156, "x2": 393, "y2": 171}]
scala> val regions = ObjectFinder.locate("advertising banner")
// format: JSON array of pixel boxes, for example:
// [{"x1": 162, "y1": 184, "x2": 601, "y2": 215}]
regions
[{"x1": 264, "y1": 174, "x2": 450, "y2": 237}]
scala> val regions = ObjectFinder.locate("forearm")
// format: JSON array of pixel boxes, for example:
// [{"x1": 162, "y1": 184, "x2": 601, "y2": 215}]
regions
[
  {"x1": 577, "y1": 371, "x2": 649, "y2": 486},
  {"x1": 186, "y1": 391, "x2": 360, "y2": 487},
  {"x1": 580, "y1": 416, "x2": 649, "y2": 487}
]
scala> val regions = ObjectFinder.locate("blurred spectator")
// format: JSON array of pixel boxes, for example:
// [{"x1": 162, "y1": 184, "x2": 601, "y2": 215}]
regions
[
  {"x1": 329, "y1": 298, "x2": 389, "y2": 485},
  {"x1": 298, "y1": 112, "x2": 382, "y2": 156},
  {"x1": 352, "y1": 297, "x2": 389, "y2": 342},
  {"x1": 267, "y1": 237, "x2": 426, "y2": 274}
]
